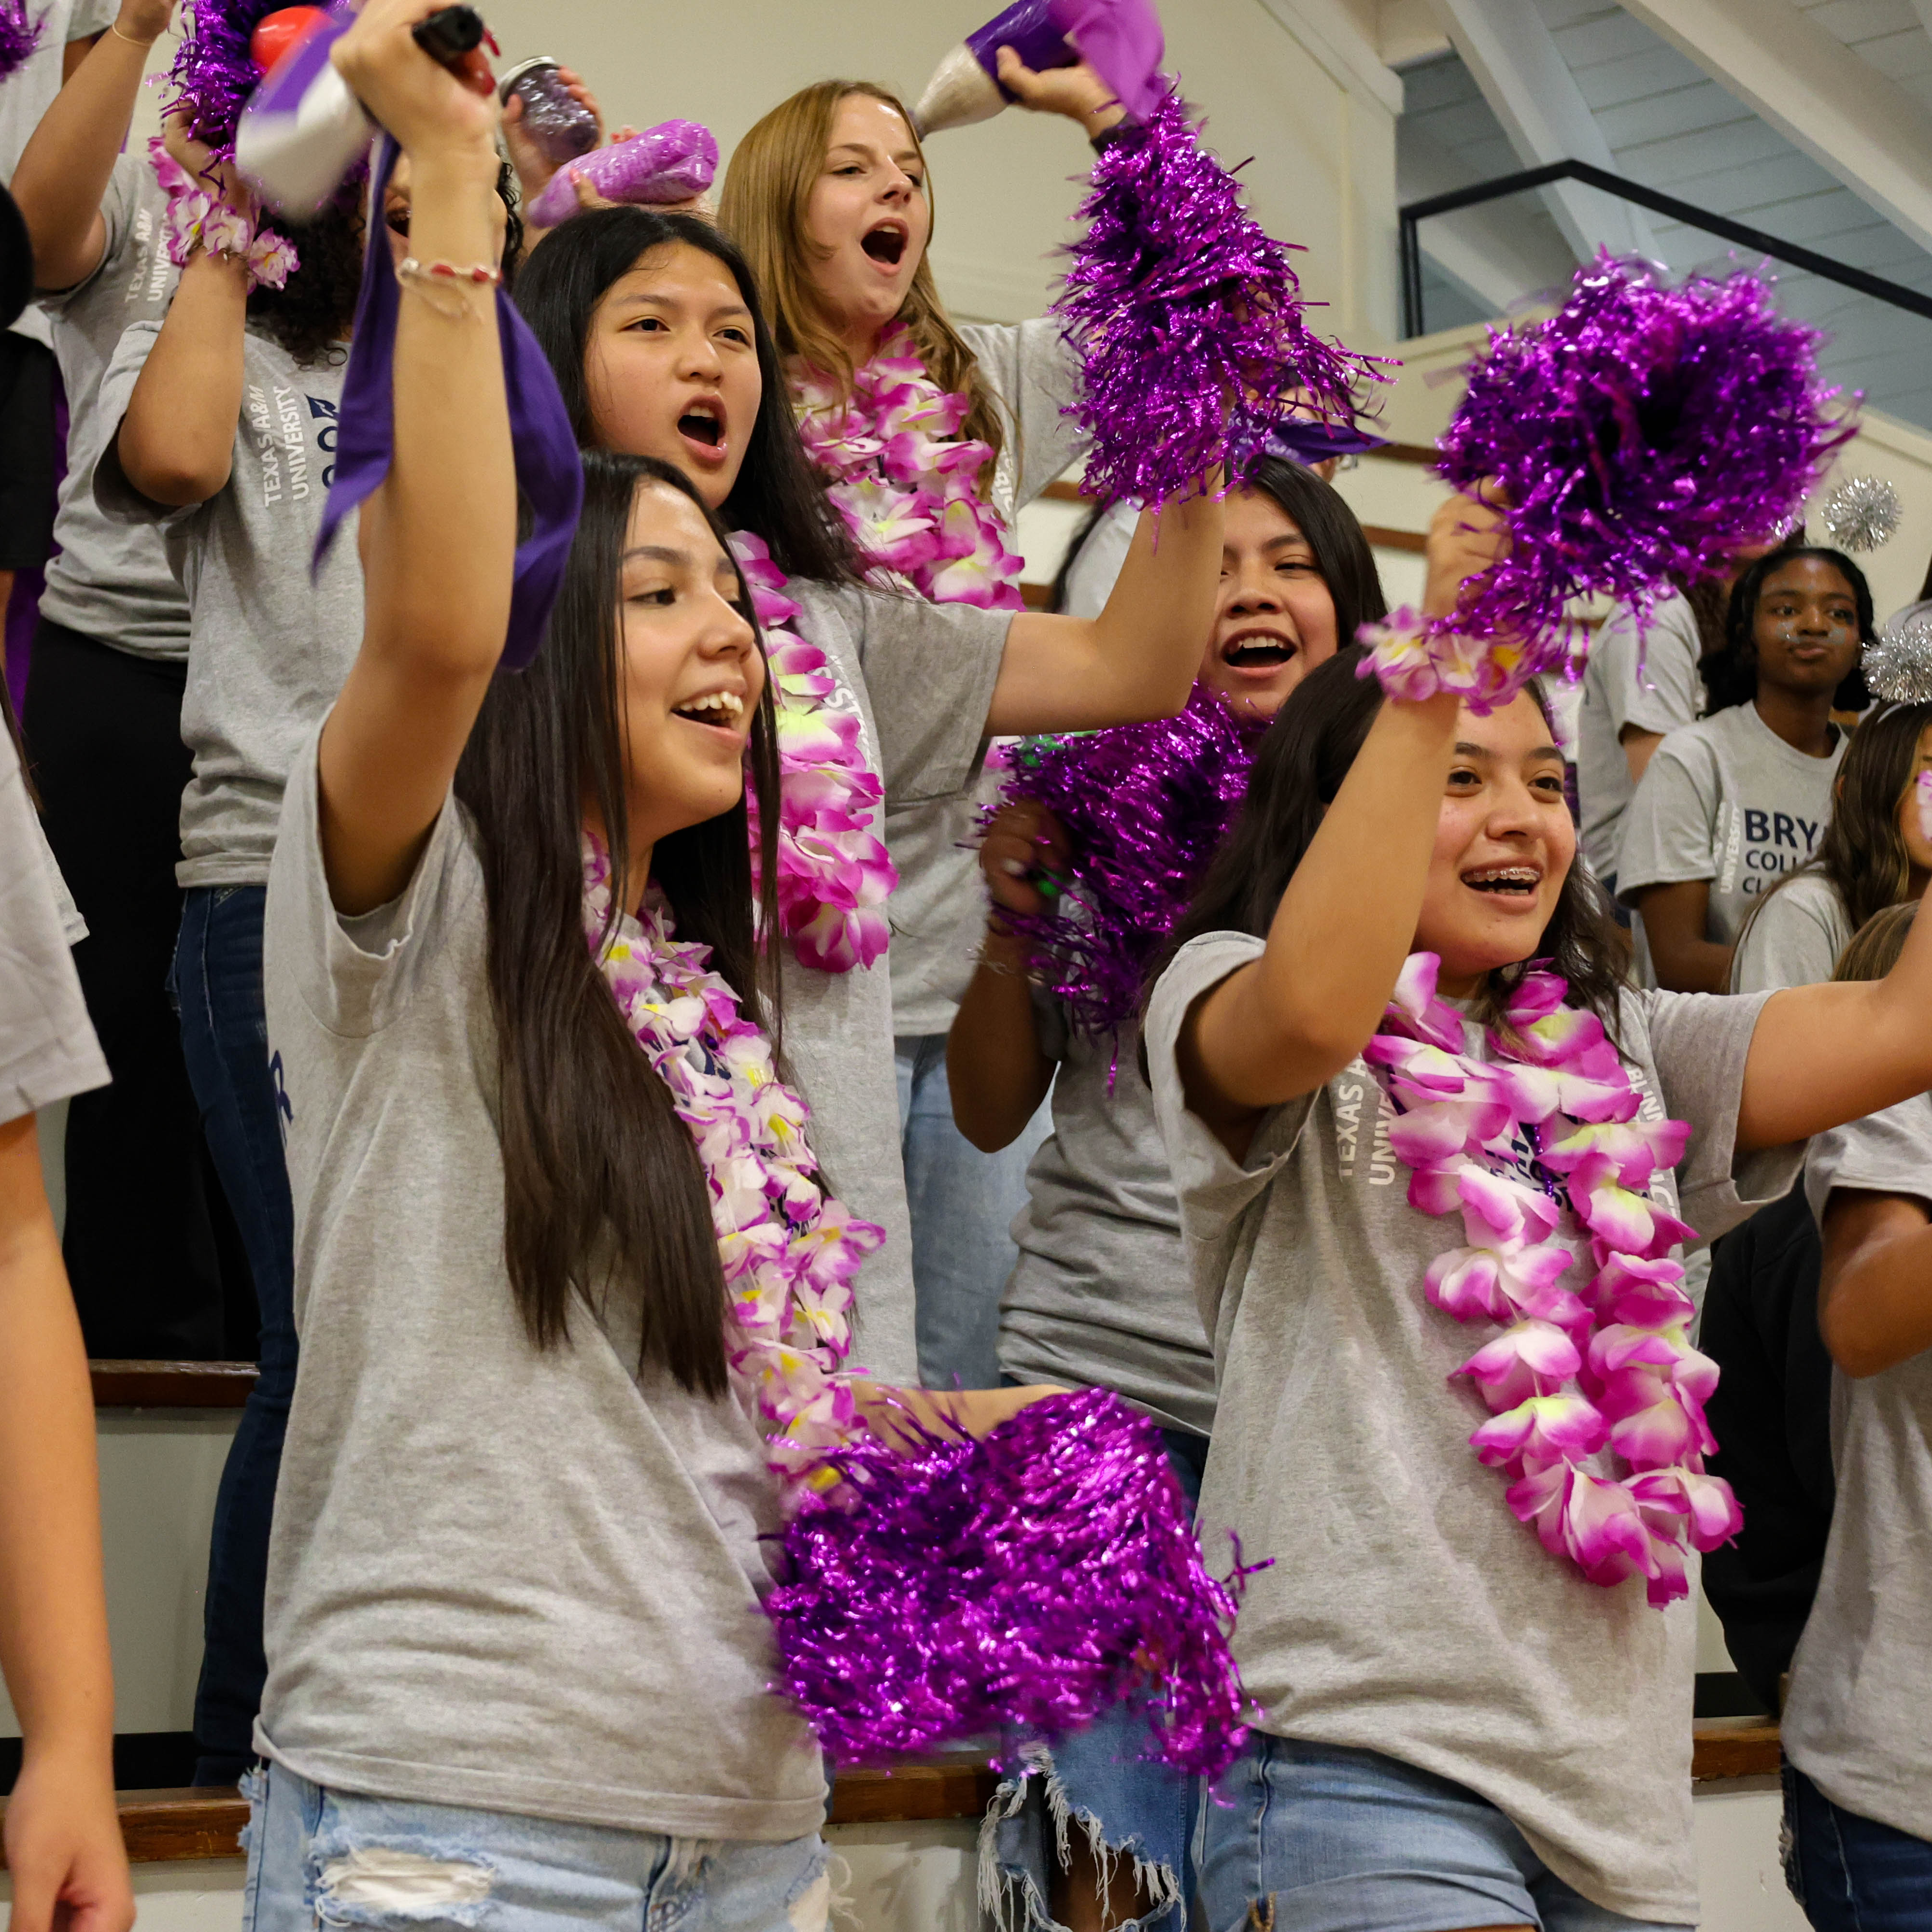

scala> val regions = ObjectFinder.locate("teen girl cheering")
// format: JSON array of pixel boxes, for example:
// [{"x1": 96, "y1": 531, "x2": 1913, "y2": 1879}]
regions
[
  {"x1": 719, "y1": 65, "x2": 1115, "y2": 1389},
  {"x1": 248, "y1": 8, "x2": 1044, "y2": 1920},
  {"x1": 1146, "y1": 492, "x2": 1932, "y2": 1932},
  {"x1": 515, "y1": 210, "x2": 1219, "y2": 1385}
]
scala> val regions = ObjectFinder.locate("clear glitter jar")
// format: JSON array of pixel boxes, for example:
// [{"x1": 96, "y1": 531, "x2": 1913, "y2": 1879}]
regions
[{"x1": 498, "y1": 57, "x2": 599, "y2": 165}]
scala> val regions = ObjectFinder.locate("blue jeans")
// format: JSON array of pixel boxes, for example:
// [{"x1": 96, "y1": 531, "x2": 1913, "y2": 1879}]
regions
[
  {"x1": 1784, "y1": 1763, "x2": 1932, "y2": 1930},
  {"x1": 895, "y1": 1032, "x2": 1049, "y2": 1392},
  {"x1": 241, "y1": 1762, "x2": 833, "y2": 1932},
  {"x1": 174, "y1": 886, "x2": 298, "y2": 1784},
  {"x1": 1196, "y1": 1735, "x2": 1689, "y2": 1932},
  {"x1": 985, "y1": 1427, "x2": 1209, "y2": 1932}
]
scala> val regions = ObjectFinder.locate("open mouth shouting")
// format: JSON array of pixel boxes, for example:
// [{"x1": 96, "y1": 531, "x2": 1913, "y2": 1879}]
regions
[
  {"x1": 670, "y1": 687, "x2": 747, "y2": 738},
  {"x1": 860, "y1": 217, "x2": 909, "y2": 271},
  {"x1": 676, "y1": 395, "x2": 728, "y2": 464},
  {"x1": 1219, "y1": 627, "x2": 1300, "y2": 677},
  {"x1": 1461, "y1": 863, "x2": 1543, "y2": 900}
]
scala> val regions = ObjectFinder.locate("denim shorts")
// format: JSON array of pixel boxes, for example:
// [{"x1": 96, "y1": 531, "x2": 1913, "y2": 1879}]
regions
[
  {"x1": 241, "y1": 1762, "x2": 833, "y2": 1932},
  {"x1": 1782, "y1": 1762, "x2": 1932, "y2": 1931},
  {"x1": 1194, "y1": 1735, "x2": 1690, "y2": 1932}
]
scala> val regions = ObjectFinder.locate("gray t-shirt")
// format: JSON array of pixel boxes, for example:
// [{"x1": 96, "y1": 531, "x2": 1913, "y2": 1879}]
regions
[
  {"x1": 1576, "y1": 595, "x2": 1704, "y2": 884},
  {"x1": 1146, "y1": 933, "x2": 1802, "y2": 1922},
  {"x1": 1783, "y1": 1096, "x2": 1932, "y2": 1843},
  {"x1": 257, "y1": 726, "x2": 827, "y2": 1838},
  {"x1": 1729, "y1": 867, "x2": 1852, "y2": 994},
  {"x1": 0, "y1": 727, "x2": 106, "y2": 1122},
  {"x1": 97, "y1": 321, "x2": 360, "y2": 888},
  {"x1": 999, "y1": 1002, "x2": 1215, "y2": 1436},
  {"x1": 38, "y1": 155, "x2": 186, "y2": 659},
  {"x1": 781, "y1": 578, "x2": 1009, "y2": 1384},
  {"x1": 883, "y1": 319, "x2": 1086, "y2": 1039},
  {"x1": 1617, "y1": 702, "x2": 1847, "y2": 947}
]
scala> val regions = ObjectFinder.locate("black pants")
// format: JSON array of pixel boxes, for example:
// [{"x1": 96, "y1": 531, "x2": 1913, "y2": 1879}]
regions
[{"x1": 23, "y1": 617, "x2": 254, "y2": 1359}]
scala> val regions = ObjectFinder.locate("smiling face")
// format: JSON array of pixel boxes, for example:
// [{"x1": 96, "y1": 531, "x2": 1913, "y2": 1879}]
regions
[
  {"x1": 613, "y1": 480, "x2": 766, "y2": 852},
  {"x1": 802, "y1": 92, "x2": 932, "y2": 355},
  {"x1": 1414, "y1": 692, "x2": 1577, "y2": 994},
  {"x1": 1199, "y1": 488, "x2": 1341, "y2": 720},
  {"x1": 1750, "y1": 556, "x2": 1862, "y2": 699},
  {"x1": 583, "y1": 242, "x2": 762, "y2": 511}
]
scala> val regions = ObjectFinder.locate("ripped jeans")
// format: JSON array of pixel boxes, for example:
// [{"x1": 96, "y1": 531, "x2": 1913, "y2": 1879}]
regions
[{"x1": 241, "y1": 1763, "x2": 834, "y2": 1932}]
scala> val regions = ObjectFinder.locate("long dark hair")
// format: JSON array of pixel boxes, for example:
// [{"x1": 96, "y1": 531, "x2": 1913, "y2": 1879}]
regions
[
  {"x1": 1156, "y1": 648, "x2": 1627, "y2": 1034},
  {"x1": 1701, "y1": 542, "x2": 1874, "y2": 714},
  {"x1": 1735, "y1": 697, "x2": 1932, "y2": 960},
  {"x1": 514, "y1": 207, "x2": 857, "y2": 584},
  {"x1": 248, "y1": 161, "x2": 525, "y2": 367},
  {"x1": 453, "y1": 453, "x2": 780, "y2": 1395}
]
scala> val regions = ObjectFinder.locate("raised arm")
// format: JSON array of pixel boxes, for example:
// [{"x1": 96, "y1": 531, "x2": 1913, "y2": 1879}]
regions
[
  {"x1": 0, "y1": 1116, "x2": 132, "y2": 1932},
  {"x1": 11, "y1": 0, "x2": 172, "y2": 292},
  {"x1": 1178, "y1": 496, "x2": 1500, "y2": 1142},
  {"x1": 313, "y1": 0, "x2": 515, "y2": 916},
  {"x1": 1736, "y1": 907, "x2": 1932, "y2": 1150},
  {"x1": 984, "y1": 491, "x2": 1221, "y2": 734},
  {"x1": 948, "y1": 800, "x2": 1064, "y2": 1151},
  {"x1": 115, "y1": 121, "x2": 249, "y2": 507}
]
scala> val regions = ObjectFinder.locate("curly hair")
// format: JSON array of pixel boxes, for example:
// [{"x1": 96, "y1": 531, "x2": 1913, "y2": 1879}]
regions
[{"x1": 246, "y1": 159, "x2": 526, "y2": 368}]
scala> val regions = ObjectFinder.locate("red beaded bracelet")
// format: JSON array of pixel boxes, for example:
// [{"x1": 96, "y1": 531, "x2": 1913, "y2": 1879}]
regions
[{"x1": 397, "y1": 256, "x2": 502, "y2": 289}]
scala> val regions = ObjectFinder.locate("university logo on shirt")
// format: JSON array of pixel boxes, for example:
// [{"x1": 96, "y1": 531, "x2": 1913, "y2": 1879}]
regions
[
  {"x1": 1716, "y1": 802, "x2": 1824, "y2": 900},
  {"x1": 246, "y1": 387, "x2": 339, "y2": 503}
]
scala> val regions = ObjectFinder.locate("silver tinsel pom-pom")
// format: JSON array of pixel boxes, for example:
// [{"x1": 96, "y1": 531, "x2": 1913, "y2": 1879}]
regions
[
  {"x1": 1820, "y1": 474, "x2": 1902, "y2": 553},
  {"x1": 1863, "y1": 602, "x2": 1932, "y2": 704}
]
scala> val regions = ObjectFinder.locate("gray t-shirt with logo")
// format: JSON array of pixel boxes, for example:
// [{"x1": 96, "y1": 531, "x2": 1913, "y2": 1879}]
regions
[
  {"x1": 1616, "y1": 702, "x2": 1846, "y2": 945},
  {"x1": 882, "y1": 319, "x2": 1086, "y2": 1040},
  {"x1": 257, "y1": 727, "x2": 827, "y2": 1837},
  {"x1": 1729, "y1": 867, "x2": 1853, "y2": 994},
  {"x1": 0, "y1": 726, "x2": 105, "y2": 1122},
  {"x1": 96, "y1": 321, "x2": 360, "y2": 888},
  {"x1": 1146, "y1": 932, "x2": 1801, "y2": 1922},
  {"x1": 1576, "y1": 595, "x2": 1704, "y2": 885},
  {"x1": 998, "y1": 1002, "x2": 1215, "y2": 1436},
  {"x1": 782, "y1": 578, "x2": 1008, "y2": 1385},
  {"x1": 38, "y1": 153, "x2": 185, "y2": 659},
  {"x1": 1783, "y1": 1096, "x2": 1932, "y2": 1843}
]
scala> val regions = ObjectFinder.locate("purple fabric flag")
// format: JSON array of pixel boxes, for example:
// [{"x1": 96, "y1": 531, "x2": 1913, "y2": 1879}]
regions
[
  {"x1": 965, "y1": 0, "x2": 1166, "y2": 123},
  {"x1": 314, "y1": 135, "x2": 582, "y2": 670}
]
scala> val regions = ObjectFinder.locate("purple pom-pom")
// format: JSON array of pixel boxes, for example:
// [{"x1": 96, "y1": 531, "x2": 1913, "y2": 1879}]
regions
[
  {"x1": 769, "y1": 1388, "x2": 1252, "y2": 1776},
  {"x1": 993, "y1": 683, "x2": 1268, "y2": 1043},
  {"x1": 0, "y1": 0, "x2": 43, "y2": 81},
  {"x1": 1053, "y1": 89, "x2": 1388, "y2": 509},
  {"x1": 1433, "y1": 251, "x2": 1855, "y2": 677},
  {"x1": 167, "y1": 0, "x2": 286, "y2": 158}
]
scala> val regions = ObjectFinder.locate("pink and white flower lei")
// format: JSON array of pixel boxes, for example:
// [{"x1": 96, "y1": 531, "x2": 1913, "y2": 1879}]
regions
[
  {"x1": 1370, "y1": 953, "x2": 1743, "y2": 1606},
  {"x1": 149, "y1": 138, "x2": 298, "y2": 292},
  {"x1": 582, "y1": 832, "x2": 882, "y2": 1498},
  {"x1": 730, "y1": 533, "x2": 898, "y2": 975},
  {"x1": 1358, "y1": 605, "x2": 1585, "y2": 716},
  {"x1": 794, "y1": 323, "x2": 1026, "y2": 613}
]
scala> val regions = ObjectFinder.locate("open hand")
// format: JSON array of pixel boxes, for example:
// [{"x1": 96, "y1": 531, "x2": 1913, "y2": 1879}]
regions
[{"x1": 994, "y1": 47, "x2": 1125, "y2": 134}]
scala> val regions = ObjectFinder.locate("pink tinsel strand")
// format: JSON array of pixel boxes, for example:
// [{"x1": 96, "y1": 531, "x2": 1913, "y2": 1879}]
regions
[
  {"x1": 990, "y1": 683, "x2": 1269, "y2": 1042},
  {"x1": 0, "y1": 0, "x2": 41, "y2": 81},
  {"x1": 1428, "y1": 251, "x2": 1855, "y2": 685},
  {"x1": 1053, "y1": 88, "x2": 1389, "y2": 509},
  {"x1": 769, "y1": 1387, "x2": 1251, "y2": 1776}
]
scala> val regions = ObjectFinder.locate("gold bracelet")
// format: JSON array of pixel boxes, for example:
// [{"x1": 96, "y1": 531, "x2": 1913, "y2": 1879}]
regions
[{"x1": 108, "y1": 20, "x2": 158, "y2": 45}]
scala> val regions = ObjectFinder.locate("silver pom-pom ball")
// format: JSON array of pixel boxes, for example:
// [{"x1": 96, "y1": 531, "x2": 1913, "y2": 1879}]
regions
[
  {"x1": 1862, "y1": 602, "x2": 1932, "y2": 705},
  {"x1": 1820, "y1": 474, "x2": 1902, "y2": 554}
]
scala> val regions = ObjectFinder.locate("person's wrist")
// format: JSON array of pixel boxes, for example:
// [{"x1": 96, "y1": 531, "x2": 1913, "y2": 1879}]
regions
[
  {"x1": 111, "y1": 13, "x2": 165, "y2": 47},
  {"x1": 403, "y1": 133, "x2": 502, "y2": 188}
]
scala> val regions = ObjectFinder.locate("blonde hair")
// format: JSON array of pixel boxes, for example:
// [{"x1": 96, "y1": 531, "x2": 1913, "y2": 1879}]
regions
[{"x1": 718, "y1": 79, "x2": 1007, "y2": 484}]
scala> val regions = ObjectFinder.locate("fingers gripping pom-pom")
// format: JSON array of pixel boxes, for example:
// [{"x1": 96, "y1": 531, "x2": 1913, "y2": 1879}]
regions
[
  {"x1": 1371, "y1": 254, "x2": 1853, "y2": 712},
  {"x1": 1052, "y1": 90, "x2": 1389, "y2": 510},
  {"x1": 769, "y1": 1389, "x2": 1252, "y2": 1776}
]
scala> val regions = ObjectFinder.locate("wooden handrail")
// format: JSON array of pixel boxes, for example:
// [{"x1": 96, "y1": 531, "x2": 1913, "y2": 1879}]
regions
[
  {"x1": 0, "y1": 1731, "x2": 1772, "y2": 1868},
  {"x1": 89, "y1": 1362, "x2": 257, "y2": 1408}
]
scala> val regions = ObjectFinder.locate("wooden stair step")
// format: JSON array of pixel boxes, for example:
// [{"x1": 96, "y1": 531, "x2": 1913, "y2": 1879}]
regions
[{"x1": 89, "y1": 1361, "x2": 257, "y2": 1407}]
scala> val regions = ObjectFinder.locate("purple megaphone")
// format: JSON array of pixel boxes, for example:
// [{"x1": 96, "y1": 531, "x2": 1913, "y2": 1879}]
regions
[
  {"x1": 524, "y1": 119, "x2": 718, "y2": 227},
  {"x1": 913, "y1": 0, "x2": 1165, "y2": 136}
]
